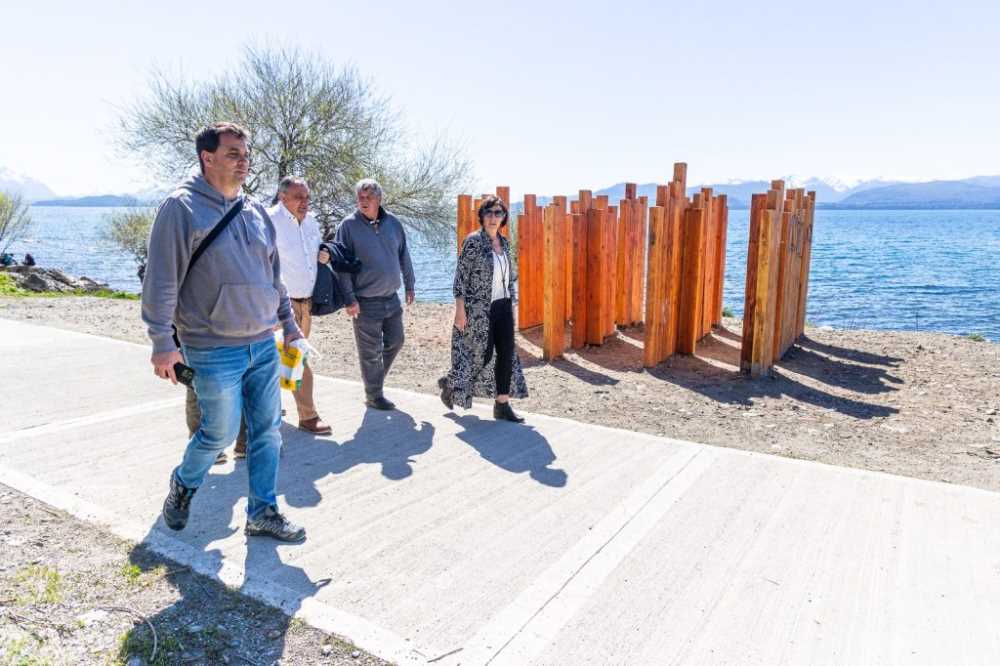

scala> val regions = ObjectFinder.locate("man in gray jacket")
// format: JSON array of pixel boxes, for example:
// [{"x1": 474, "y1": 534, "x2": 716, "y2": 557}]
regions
[
  {"x1": 334, "y1": 179, "x2": 415, "y2": 410},
  {"x1": 142, "y1": 122, "x2": 306, "y2": 542}
]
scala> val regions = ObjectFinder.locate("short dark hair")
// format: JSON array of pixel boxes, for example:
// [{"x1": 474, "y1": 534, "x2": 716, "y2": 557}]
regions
[
  {"x1": 477, "y1": 195, "x2": 509, "y2": 228},
  {"x1": 195, "y1": 122, "x2": 249, "y2": 172}
]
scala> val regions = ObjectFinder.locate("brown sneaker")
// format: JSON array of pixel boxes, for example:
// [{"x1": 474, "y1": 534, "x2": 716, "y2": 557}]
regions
[
  {"x1": 298, "y1": 417, "x2": 332, "y2": 435},
  {"x1": 234, "y1": 439, "x2": 246, "y2": 460}
]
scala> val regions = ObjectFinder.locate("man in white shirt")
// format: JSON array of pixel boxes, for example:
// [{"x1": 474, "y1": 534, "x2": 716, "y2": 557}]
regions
[{"x1": 268, "y1": 176, "x2": 333, "y2": 435}]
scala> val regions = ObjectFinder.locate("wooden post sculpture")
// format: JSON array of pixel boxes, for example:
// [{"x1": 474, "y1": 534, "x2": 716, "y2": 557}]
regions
[{"x1": 543, "y1": 203, "x2": 566, "y2": 360}]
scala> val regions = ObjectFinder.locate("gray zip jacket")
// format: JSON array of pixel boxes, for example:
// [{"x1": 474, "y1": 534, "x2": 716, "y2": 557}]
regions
[
  {"x1": 141, "y1": 174, "x2": 300, "y2": 354},
  {"x1": 333, "y1": 206, "x2": 415, "y2": 304}
]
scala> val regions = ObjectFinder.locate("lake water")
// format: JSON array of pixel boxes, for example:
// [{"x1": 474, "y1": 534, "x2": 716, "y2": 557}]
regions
[{"x1": 10, "y1": 206, "x2": 1000, "y2": 341}]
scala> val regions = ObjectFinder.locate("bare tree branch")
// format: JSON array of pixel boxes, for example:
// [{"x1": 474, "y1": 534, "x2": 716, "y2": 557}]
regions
[{"x1": 117, "y1": 45, "x2": 471, "y2": 237}]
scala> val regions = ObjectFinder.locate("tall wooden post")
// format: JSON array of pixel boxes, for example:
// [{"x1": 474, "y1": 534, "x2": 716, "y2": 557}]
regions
[
  {"x1": 495, "y1": 185, "x2": 510, "y2": 239},
  {"x1": 795, "y1": 192, "x2": 816, "y2": 336},
  {"x1": 571, "y1": 212, "x2": 589, "y2": 349},
  {"x1": 457, "y1": 194, "x2": 472, "y2": 254},
  {"x1": 643, "y1": 205, "x2": 667, "y2": 367},
  {"x1": 678, "y1": 206, "x2": 706, "y2": 354},
  {"x1": 586, "y1": 207, "x2": 607, "y2": 345},
  {"x1": 543, "y1": 204, "x2": 566, "y2": 360}
]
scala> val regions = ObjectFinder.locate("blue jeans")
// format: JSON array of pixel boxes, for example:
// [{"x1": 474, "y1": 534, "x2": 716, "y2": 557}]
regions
[{"x1": 176, "y1": 339, "x2": 282, "y2": 519}]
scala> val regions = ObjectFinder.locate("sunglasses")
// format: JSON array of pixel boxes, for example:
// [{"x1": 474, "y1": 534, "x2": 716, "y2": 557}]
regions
[{"x1": 483, "y1": 209, "x2": 506, "y2": 219}]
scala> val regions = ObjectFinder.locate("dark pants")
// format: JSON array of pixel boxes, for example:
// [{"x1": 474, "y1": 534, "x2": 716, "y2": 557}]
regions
[
  {"x1": 352, "y1": 295, "x2": 405, "y2": 399},
  {"x1": 488, "y1": 298, "x2": 515, "y2": 396}
]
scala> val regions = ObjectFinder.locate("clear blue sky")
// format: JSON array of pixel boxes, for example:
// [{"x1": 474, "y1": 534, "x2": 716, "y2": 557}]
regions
[{"x1": 3, "y1": 0, "x2": 998, "y2": 197}]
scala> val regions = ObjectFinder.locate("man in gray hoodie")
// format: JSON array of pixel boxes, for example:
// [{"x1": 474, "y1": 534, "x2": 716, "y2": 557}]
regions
[{"x1": 142, "y1": 122, "x2": 306, "y2": 542}]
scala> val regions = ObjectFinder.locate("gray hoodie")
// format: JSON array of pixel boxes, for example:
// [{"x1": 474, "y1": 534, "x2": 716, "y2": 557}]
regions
[{"x1": 141, "y1": 174, "x2": 300, "y2": 354}]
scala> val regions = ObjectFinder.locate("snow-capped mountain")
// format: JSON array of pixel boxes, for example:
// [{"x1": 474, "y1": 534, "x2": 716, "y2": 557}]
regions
[{"x1": 0, "y1": 167, "x2": 57, "y2": 201}]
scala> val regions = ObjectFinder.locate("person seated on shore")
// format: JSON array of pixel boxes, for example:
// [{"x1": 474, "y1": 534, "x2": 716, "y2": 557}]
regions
[
  {"x1": 438, "y1": 195, "x2": 528, "y2": 422},
  {"x1": 0, "y1": 253, "x2": 15, "y2": 267},
  {"x1": 23, "y1": 253, "x2": 35, "y2": 267}
]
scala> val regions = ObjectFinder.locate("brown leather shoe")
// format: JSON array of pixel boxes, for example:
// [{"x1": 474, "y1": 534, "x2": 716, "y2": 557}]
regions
[{"x1": 298, "y1": 417, "x2": 332, "y2": 435}]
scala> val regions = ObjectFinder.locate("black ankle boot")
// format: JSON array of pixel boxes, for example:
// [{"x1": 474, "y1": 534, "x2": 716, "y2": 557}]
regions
[
  {"x1": 438, "y1": 377, "x2": 454, "y2": 410},
  {"x1": 162, "y1": 472, "x2": 197, "y2": 531},
  {"x1": 494, "y1": 401, "x2": 524, "y2": 423}
]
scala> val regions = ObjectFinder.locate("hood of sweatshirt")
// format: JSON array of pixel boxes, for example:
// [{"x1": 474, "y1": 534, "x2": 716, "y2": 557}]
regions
[{"x1": 140, "y1": 174, "x2": 300, "y2": 352}]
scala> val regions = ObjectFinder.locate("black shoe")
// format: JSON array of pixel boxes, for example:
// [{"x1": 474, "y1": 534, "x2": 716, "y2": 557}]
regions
[
  {"x1": 494, "y1": 401, "x2": 525, "y2": 423},
  {"x1": 365, "y1": 396, "x2": 396, "y2": 411},
  {"x1": 245, "y1": 507, "x2": 306, "y2": 543},
  {"x1": 162, "y1": 473, "x2": 197, "y2": 531},
  {"x1": 438, "y1": 377, "x2": 453, "y2": 410}
]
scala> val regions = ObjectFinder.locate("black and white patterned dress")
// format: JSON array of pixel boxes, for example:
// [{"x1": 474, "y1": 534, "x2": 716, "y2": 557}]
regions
[{"x1": 445, "y1": 230, "x2": 529, "y2": 408}]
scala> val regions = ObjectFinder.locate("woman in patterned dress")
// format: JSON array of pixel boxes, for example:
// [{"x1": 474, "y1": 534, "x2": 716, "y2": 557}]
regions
[{"x1": 438, "y1": 195, "x2": 528, "y2": 422}]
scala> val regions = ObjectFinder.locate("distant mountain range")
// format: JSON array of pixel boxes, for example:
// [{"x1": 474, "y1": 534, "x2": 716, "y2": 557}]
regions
[
  {"x1": 7, "y1": 166, "x2": 1000, "y2": 210},
  {"x1": 509, "y1": 176, "x2": 1000, "y2": 211},
  {"x1": 30, "y1": 194, "x2": 159, "y2": 207},
  {"x1": 0, "y1": 167, "x2": 57, "y2": 201}
]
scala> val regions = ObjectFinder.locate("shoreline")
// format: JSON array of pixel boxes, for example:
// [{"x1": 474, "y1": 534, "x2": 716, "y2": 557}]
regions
[{"x1": 3, "y1": 296, "x2": 998, "y2": 493}]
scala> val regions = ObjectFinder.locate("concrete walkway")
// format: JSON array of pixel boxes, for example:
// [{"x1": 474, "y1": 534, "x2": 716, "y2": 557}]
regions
[{"x1": 1, "y1": 318, "x2": 998, "y2": 666}]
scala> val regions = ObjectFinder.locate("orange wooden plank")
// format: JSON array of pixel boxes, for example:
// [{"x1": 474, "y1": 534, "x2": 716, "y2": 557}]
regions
[
  {"x1": 571, "y1": 212, "x2": 589, "y2": 349},
  {"x1": 543, "y1": 204, "x2": 566, "y2": 360},
  {"x1": 519, "y1": 195, "x2": 543, "y2": 330},
  {"x1": 586, "y1": 207, "x2": 606, "y2": 345},
  {"x1": 517, "y1": 214, "x2": 533, "y2": 331},
  {"x1": 673, "y1": 162, "x2": 688, "y2": 192},
  {"x1": 615, "y1": 199, "x2": 630, "y2": 325},
  {"x1": 713, "y1": 195, "x2": 729, "y2": 326},
  {"x1": 666, "y1": 183, "x2": 686, "y2": 358},
  {"x1": 750, "y1": 207, "x2": 781, "y2": 377},
  {"x1": 795, "y1": 193, "x2": 816, "y2": 336},
  {"x1": 771, "y1": 209, "x2": 792, "y2": 363},
  {"x1": 643, "y1": 205, "x2": 667, "y2": 367},
  {"x1": 677, "y1": 206, "x2": 706, "y2": 354},
  {"x1": 495, "y1": 185, "x2": 510, "y2": 239},
  {"x1": 457, "y1": 194, "x2": 471, "y2": 254},
  {"x1": 564, "y1": 210, "x2": 574, "y2": 322},
  {"x1": 700, "y1": 191, "x2": 716, "y2": 337},
  {"x1": 740, "y1": 194, "x2": 766, "y2": 372},
  {"x1": 604, "y1": 205, "x2": 618, "y2": 337}
]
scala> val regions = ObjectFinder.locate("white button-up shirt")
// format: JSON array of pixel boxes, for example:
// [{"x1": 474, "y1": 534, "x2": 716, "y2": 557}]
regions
[{"x1": 268, "y1": 202, "x2": 322, "y2": 299}]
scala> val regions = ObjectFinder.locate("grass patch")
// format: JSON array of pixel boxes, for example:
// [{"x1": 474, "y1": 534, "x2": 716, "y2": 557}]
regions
[
  {"x1": 14, "y1": 565, "x2": 62, "y2": 605},
  {"x1": 966, "y1": 333, "x2": 986, "y2": 342},
  {"x1": 1, "y1": 636, "x2": 53, "y2": 666},
  {"x1": 120, "y1": 563, "x2": 142, "y2": 586},
  {"x1": 0, "y1": 273, "x2": 139, "y2": 300},
  {"x1": 115, "y1": 626, "x2": 180, "y2": 666},
  {"x1": 0, "y1": 273, "x2": 30, "y2": 296}
]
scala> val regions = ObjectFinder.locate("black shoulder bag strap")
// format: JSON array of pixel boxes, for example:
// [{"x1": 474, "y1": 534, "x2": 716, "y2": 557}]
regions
[{"x1": 171, "y1": 199, "x2": 245, "y2": 348}]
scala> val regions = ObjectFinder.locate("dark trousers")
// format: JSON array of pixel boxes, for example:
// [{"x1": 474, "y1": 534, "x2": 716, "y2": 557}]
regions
[
  {"x1": 352, "y1": 295, "x2": 405, "y2": 399},
  {"x1": 489, "y1": 298, "x2": 515, "y2": 396}
]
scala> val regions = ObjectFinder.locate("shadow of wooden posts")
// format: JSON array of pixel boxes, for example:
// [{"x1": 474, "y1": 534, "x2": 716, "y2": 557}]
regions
[{"x1": 519, "y1": 320, "x2": 901, "y2": 422}]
